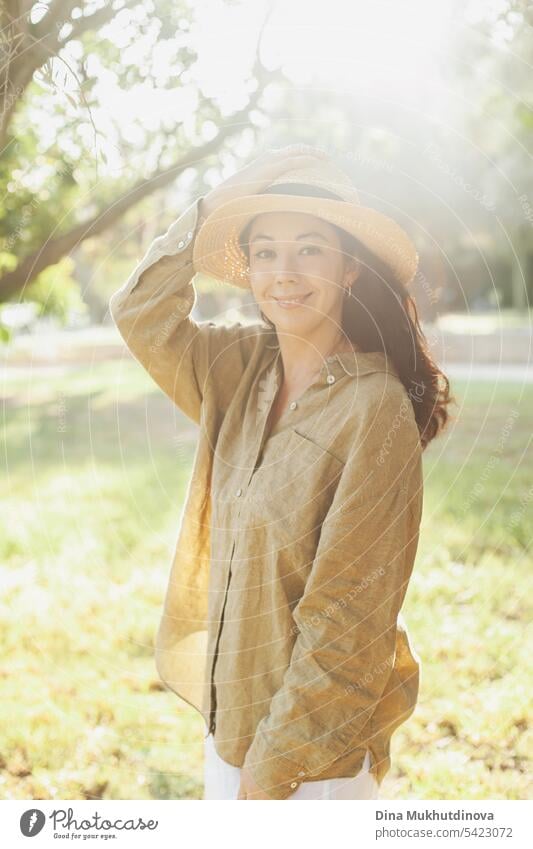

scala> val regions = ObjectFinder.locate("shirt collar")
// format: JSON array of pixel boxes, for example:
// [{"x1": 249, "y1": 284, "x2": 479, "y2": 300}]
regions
[{"x1": 263, "y1": 333, "x2": 399, "y2": 379}]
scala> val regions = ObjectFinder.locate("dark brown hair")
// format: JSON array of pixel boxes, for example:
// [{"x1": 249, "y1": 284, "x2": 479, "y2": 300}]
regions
[{"x1": 239, "y1": 183, "x2": 455, "y2": 450}]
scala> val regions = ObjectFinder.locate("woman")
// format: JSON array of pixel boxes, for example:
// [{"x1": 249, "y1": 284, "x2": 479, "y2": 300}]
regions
[{"x1": 109, "y1": 144, "x2": 452, "y2": 800}]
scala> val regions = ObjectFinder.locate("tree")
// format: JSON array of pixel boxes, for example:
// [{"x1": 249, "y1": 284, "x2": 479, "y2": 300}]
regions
[{"x1": 0, "y1": 1, "x2": 281, "y2": 305}]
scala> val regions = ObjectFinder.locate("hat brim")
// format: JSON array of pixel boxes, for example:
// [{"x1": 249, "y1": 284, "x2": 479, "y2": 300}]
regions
[{"x1": 192, "y1": 194, "x2": 418, "y2": 289}]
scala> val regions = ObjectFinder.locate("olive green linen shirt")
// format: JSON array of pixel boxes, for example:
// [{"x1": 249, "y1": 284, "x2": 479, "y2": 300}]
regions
[{"x1": 109, "y1": 196, "x2": 424, "y2": 800}]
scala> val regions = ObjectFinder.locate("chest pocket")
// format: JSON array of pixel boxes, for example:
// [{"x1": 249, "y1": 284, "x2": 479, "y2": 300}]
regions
[{"x1": 244, "y1": 427, "x2": 345, "y2": 547}]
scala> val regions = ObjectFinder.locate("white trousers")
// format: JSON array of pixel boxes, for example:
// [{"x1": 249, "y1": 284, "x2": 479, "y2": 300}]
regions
[{"x1": 203, "y1": 733, "x2": 380, "y2": 800}]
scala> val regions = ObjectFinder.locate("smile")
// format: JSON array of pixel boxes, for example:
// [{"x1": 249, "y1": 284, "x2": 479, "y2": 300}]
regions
[{"x1": 271, "y1": 293, "x2": 313, "y2": 309}]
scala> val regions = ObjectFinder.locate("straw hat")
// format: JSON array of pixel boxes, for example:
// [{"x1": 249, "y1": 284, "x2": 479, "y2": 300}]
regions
[{"x1": 192, "y1": 159, "x2": 418, "y2": 289}]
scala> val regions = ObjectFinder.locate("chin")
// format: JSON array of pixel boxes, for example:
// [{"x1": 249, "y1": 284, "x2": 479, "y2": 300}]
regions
[{"x1": 272, "y1": 315, "x2": 317, "y2": 336}]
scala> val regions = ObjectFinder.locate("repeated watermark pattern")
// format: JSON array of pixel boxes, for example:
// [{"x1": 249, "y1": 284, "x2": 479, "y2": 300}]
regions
[
  {"x1": 423, "y1": 143, "x2": 496, "y2": 213},
  {"x1": 518, "y1": 194, "x2": 533, "y2": 228},
  {"x1": 290, "y1": 565, "x2": 386, "y2": 638},
  {"x1": 344, "y1": 651, "x2": 396, "y2": 697},
  {"x1": 459, "y1": 409, "x2": 520, "y2": 517}
]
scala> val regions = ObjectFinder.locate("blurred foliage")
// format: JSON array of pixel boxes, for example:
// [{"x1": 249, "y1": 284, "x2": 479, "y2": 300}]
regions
[
  {"x1": 0, "y1": 0, "x2": 531, "y2": 324},
  {"x1": 0, "y1": 0, "x2": 269, "y2": 316},
  {"x1": 24, "y1": 257, "x2": 87, "y2": 322}
]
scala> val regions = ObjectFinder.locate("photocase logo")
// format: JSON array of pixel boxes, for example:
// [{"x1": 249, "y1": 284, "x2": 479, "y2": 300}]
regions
[
  {"x1": 20, "y1": 809, "x2": 46, "y2": 837},
  {"x1": 18, "y1": 806, "x2": 159, "y2": 839}
]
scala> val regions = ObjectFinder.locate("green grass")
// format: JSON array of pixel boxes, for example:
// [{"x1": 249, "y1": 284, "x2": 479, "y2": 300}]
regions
[
  {"x1": 1, "y1": 361, "x2": 531, "y2": 800},
  {"x1": 436, "y1": 309, "x2": 533, "y2": 333}
]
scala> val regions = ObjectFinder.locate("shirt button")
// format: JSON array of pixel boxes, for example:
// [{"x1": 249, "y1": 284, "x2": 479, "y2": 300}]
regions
[
  {"x1": 326, "y1": 374, "x2": 336, "y2": 384},
  {"x1": 235, "y1": 488, "x2": 242, "y2": 497},
  {"x1": 297, "y1": 770, "x2": 306, "y2": 777},
  {"x1": 178, "y1": 240, "x2": 184, "y2": 248},
  {"x1": 290, "y1": 781, "x2": 298, "y2": 789},
  {"x1": 187, "y1": 230, "x2": 193, "y2": 238},
  {"x1": 289, "y1": 400, "x2": 297, "y2": 410}
]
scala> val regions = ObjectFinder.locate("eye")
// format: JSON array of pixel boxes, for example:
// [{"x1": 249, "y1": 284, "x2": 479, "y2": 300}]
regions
[{"x1": 252, "y1": 245, "x2": 323, "y2": 260}]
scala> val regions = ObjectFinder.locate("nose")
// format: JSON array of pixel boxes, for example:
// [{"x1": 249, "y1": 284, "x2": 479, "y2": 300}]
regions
[
  {"x1": 272, "y1": 246, "x2": 301, "y2": 287},
  {"x1": 274, "y1": 268, "x2": 300, "y2": 287}
]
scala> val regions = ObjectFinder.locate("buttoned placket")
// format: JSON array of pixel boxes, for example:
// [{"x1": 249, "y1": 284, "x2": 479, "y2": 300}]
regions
[
  {"x1": 207, "y1": 349, "x2": 282, "y2": 735},
  {"x1": 206, "y1": 346, "x2": 348, "y2": 736}
]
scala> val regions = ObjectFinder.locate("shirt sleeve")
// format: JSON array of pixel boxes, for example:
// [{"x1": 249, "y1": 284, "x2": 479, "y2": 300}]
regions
[
  {"x1": 242, "y1": 387, "x2": 423, "y2": 799},
  {"x1": 108, "y1": 195, "x2": 259, "y2": 425}
]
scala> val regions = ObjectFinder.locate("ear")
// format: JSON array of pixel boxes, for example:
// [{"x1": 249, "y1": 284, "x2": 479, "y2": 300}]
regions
[{"x1": 343, "y1": 257, "x2": 361, "y2": 289}]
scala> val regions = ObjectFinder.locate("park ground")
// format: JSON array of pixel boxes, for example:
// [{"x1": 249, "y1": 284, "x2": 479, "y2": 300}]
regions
[{"x1": 0, "y1": 357, "x2": 531, "y2": 800}]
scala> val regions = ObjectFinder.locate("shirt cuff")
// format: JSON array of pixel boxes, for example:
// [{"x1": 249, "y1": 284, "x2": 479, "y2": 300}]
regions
[
  {"x1": 155, "y1": 195, "x2": 202, "y2": 258},
  {"x1": 243, "y1": 745, "x2": 310, "y2": 800}
]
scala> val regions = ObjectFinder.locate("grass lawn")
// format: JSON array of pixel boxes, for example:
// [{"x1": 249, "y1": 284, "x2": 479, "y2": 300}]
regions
[
  {"x1": 436, "y1": 309, "x2": 533, "y2": 332},
  {"x1": 1, "y1": 359, "x2": 531, "y2": 800}
]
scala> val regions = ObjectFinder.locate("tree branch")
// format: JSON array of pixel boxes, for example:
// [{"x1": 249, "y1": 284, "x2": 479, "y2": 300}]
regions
[
  {"x1": 0, "y1": 8, "x2": 285, "y2": 300},
  {"x1": 57, "y1": 5, "x2": 117, "y2": 46},
  {"x1": 0, "y1": 1, "x2": 112, "y2": 148},
  {"x1": 0, "y1": 81, "x2": 271, "y2": 300},
  {"x1": 32, "y1": 0, "x2": 78, "y2": 40}
]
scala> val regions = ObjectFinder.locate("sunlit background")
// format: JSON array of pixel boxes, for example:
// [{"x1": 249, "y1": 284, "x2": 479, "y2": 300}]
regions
[
  {"x1": 4, "y1": 0, "x2": 532, "y2": 331},
  {"x1": 0, "y1": 0, "x2": 531, "y2": 802}
]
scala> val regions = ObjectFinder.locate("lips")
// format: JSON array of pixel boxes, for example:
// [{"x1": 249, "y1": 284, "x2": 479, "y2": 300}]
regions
[{"x1": 272, "y1": 293, "x2": 313, "y2": 308}]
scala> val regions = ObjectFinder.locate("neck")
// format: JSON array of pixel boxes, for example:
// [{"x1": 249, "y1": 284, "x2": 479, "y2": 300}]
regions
[{"x1": 276, "y1": 322, "x2": 356, "y2": 387}]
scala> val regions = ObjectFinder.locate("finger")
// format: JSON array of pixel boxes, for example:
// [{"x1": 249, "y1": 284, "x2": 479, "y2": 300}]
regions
[
  {"x1": 239, "y1": 154, "x2": 318, "y2": 191},
  {"x1": 272, "y1": 154, "x2": 329, "y2": 171},
  {"x1": 286, "y1": 154, "x2": 327, "y2": 166},
  {"x1": 259, "y1": 148, "x2": 328, "y2": 172},
  {"x1": 257, "y1": 155, "x2": 326, "y2": 182},
  {"x1": 273, "y1": 144, "x2": 328, "y2": 159},
  {"x1": 270, "y1": 154, "x2": 327, "y2": 176}
]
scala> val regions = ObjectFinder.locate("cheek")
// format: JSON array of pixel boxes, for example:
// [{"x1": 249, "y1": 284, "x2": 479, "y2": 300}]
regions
[
  {"x1": 249, "y1": 276, "x2": 272, "y2": 310},
  {"x1": 309, "y1": 255, "x2": 344, "y2": 286},
  {"x1": 249, "y1": 274, "x2": 266, "y2": 296},
  {"x1": 313, "y1": 276, "x2": 344, "y2": 306}
]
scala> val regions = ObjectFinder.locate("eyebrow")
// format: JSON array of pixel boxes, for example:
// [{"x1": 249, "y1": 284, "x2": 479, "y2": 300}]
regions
[{"x1": 249, "y1": 231, "x2": 330, "y2": 244}]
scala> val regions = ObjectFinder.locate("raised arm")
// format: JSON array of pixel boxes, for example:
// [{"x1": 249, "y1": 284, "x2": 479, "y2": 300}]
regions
[
  {"x1": 109, "y1": 146, "x2": 331, "y2": 424},
  {"x1": 108, "y1": 196, "x2": 259, "y2": 424}
]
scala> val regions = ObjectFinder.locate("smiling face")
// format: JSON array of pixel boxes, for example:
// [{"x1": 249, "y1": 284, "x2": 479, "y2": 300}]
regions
[{"x1": 243, "y1": 211, "x2": 359, "y2": 339}]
